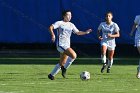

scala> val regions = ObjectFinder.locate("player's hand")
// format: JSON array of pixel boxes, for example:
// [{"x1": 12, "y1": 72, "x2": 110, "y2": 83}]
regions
[
  {"x1": 86, "y1": 29, "x2": 92, "y2": 34},
  {"x1": 98, "y1": 36, "x2": 103, "y2": 40},
  {"x1": 51, "y1": 35, "x2": 55, "y2": 42},
  {"x1": 108, "y1": 34, "x2": 113, "y2": 38}
]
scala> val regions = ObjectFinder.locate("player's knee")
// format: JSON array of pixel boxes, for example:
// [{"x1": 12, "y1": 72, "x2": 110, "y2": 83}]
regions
[
  {"x1": 71, "y1": 53, "x2": 77, "y2": 59},
  {"x1": 108, "y1": 55, "x2": 114, "y2": 60},
  {"x1": 108, "y1": 57, "x2": 113, "y2": 61}
]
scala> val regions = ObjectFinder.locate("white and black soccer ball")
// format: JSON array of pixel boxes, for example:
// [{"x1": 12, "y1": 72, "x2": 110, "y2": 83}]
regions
[{"x1": 80, "y1": 71, "x2": 90, "y2": 80}]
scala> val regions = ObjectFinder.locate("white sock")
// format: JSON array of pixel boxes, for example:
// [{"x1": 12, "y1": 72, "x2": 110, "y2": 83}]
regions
[
  {"x1": 64, "y1": 57, "x2": 75, "y2": 69},
  {"x1": 50, "y1": 63, "x2": 61, "y2": 76},
  {"x1": 101, "y1": 55, "x2": 106, "y2": 64},
  {"x1": 108, "y1": 59, "x2": 113, "y2": 68}
]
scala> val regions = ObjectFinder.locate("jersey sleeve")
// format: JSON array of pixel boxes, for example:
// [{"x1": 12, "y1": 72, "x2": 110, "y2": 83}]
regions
[
  {"x1": 134, "y1": 16, "x2": 140, "y2": 24},
  {"x1": 114, "y1": 23, "x2": 120, "y2": 32},
  {"x1": 52, "y1": 21, "x2": 61, "y2": 29},
  {"x1": 72, "y1": 23, "x2": 79, "y2": 34},
  {"x1": 98, "y1": 23, "x2": 102, "y2": 30}
]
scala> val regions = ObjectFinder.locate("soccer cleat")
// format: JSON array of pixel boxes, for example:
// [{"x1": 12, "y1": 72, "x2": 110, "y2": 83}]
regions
[
  {"x1": 61, "y1": 66, "x2": 67, "y2": 78},
  {"x1": 48, "y1": 74, "x2": 54, "y2": 80},
  {"x1": 101, "y1": 64, "x2": 106, "y2": 73},
  {"x1": 136, "y1": 67, "x2": 140, "y2": 79},
  {"x1": 107, "y1": 67, "x2": 110, "y2": 73}
]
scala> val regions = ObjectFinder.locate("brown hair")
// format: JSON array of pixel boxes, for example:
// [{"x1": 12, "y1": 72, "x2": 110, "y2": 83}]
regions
[
  {"x1": 62, "y1": 10, "x2": 71, "y2": 18},
  {"x1": 106, "y1": 11, "x2": 113, "y2": 16}
]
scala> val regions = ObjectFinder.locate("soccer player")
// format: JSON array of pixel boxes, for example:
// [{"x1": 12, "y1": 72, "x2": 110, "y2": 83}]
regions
[
  {"x1": 97, "y1": 12, "x2": 120, "y2": 73},
  {"x1": 48, "y1": 10, "x2": 92, "y2": 80},
  {"x1": 130, "y1": 15, "x2": 140, "y2": 79}
]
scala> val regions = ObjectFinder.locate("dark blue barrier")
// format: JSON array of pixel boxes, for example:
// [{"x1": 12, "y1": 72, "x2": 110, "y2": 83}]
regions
[{"x1": 0, "y1": 0, "x2": 140, "y2": 44}]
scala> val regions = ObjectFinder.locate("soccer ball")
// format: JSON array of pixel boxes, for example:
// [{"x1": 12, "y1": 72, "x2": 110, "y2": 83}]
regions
[{"x1": 80, "y1": 71, "x2": 90, "y2": 80}]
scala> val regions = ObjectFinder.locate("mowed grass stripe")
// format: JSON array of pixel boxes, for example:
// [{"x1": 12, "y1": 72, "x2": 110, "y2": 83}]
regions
[{"x1": 0, "y1": 64, "x2": 140, "y2": 93}]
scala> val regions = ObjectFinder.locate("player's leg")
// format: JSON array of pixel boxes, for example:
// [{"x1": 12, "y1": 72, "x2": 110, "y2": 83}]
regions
[
  {"x1": 48, "y1": 46, "x2": 68, "y2": 80},
  {"x1": 59, "y1": 53, "x2": 68, "y2": 66},
  {"x1": 101, "y1": 45, "x2": 107, "y2": 73},
  {"x1": 61, "y1": 48, "x2": 77, "y2": 78},
  {"x1": 101, "y1": 45, "x2": 107, "y2": 64},
  {"x1": 64, "y1": 48, "x2": 77, "y2": 68},
  {"x1": 48, "y1": 61, "x2": 61, "y2": 80},
  {"x1": 136, "y1": 46, "x2": 140, "y2": 79},
  {"x1": 59, "y1": 53, "x2": 68, "y2": 78},
  {"x1": 107, "y1": 49, "x2": 115, "y2": 73}
]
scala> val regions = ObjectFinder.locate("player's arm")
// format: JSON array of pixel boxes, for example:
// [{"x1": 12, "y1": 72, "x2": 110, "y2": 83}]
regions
[
  {"x1": 108, "y1": 31, "x2": 120, "y2": 38},
  {"x1": 97, "y1": 23, "x2": 103, "y2": 40},
  {"x1": 75, "y1": 29, "x2": 92, "y2": 35},
  {"x1": 108, "y1": 23, "x2": 120, "y2": 38},
  {"x1": 130, "y1": 23, "x2": 137, "y2": 36},
  {"x1": 97, "y1": 30, "x2": 103, "y2": 40},
  {"x1": 48, "y1": 25, "x2": 55, "y2": 42}
]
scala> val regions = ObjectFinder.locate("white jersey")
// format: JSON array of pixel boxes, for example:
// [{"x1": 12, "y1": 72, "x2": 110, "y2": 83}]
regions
[
  {"x1": 134, "y1": 15, "x2": 140, "y2": 46},
  {"x1": 98, "y1": 22, "x2": 120, "y2": 50},
  {"x1": 52, "y1": 20, "x2": 79, "y2": 52}
]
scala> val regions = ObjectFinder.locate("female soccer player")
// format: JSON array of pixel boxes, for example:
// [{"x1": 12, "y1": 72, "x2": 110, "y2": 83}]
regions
[
  {"x1": 48, "y1": 10, "x2": 92, "y2": 80},
  {"x1": 97, "y1": 12, "x2": 120, "y2": 73},
  {"x1": 130, "y1": 15, "x2": 140, "y2": 79}
]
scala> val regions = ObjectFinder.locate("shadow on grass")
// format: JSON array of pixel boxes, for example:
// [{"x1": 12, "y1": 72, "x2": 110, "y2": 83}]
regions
[{"x1": 0, "y1": 58, "x2": 139, "y2": 65}]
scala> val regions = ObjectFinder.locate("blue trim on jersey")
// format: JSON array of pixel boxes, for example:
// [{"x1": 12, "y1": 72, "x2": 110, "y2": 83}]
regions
[
  {"x1": 59, "y1": 46, "x2": 65, "y2": 51},
  {"x1": 57, "y1": 28, "x2": 65, "y2": 51},
  {"x1": 72, "y1": 30, "x2": 76, "y2": 34},
  {"x1": 56, "y1": 28, "x2": 59, "y2": 46}
]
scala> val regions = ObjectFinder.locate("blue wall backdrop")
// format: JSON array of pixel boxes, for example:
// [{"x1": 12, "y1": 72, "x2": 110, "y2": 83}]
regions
[{"x1": 0, "y1": 0, "x2": 140, "y2": 44}]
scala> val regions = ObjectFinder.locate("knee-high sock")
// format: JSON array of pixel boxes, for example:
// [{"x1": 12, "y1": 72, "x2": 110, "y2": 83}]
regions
[
  {"x1": 50, "y1": 63, "x2": 61, "y2": 76},
  {"x1": 108, "y1": 59, "x2": 113, "y2": 68},
  {"x1": 101, "y1": 55, "x2": 106, "y2": 64},
  {"x1": 64, "y1": 57, "x2": 75, "y2": 69}
]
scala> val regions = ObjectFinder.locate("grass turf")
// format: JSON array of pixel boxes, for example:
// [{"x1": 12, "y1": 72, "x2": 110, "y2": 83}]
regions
[{"x1": 0, "y1": 63, "x2": 140, "y2": 93}]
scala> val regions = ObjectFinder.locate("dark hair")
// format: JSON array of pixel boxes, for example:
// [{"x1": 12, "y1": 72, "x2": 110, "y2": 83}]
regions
[
  {"x1": 62, "y1": 10, "x2": 71, "y2": 17},
  {"x1": 106, "y1": 11, "x2": 113, "y2": 16}
]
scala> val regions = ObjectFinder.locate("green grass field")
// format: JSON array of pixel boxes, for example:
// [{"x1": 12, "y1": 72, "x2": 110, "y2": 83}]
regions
[{"x1": 0, "y1": 58, "x2": 140, "y2": 93}]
